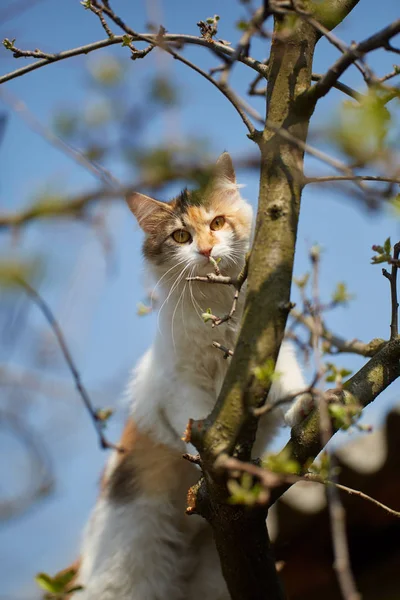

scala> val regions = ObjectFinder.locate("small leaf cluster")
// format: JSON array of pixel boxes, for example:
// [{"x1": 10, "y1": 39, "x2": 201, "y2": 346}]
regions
[
  {"x1": 2, "y1": 37, "x2": 16, "y2": 50},
  {"x1": 137, "y1": 301, "x2": 152, "y2": 316},
  {"x1": 95, "y1": 407, "x2": 113, "y2": 424},
  {"x1": 308, "y1": 451, "x2": 339, "y2": 480},
  {"x1": 36, "y1": 569, "x2": 82, "y2": 599},
  {"x1": 328, "y1": 392, "x2": 361, "y2": 431},
  {"x1": 332, "y1": 89, "x2": 393, "y2": 165},
  {"x1": 331, "y1": 282, "x2": 354, "y2": 306},
  {"x1": 227, "y1": 472, "x2": 266, "y2": 506},
  {"x1": 293, "y1": 273, "x2": 309, "y2": 289},
  {"x1": 263, "y1": 448, "x2": 301, "y2": 476},
  {"x1": 325, "y1": 362, "x2": 352, "y2": 384},
  {"x1": 371, "y1": 237, "x2": 392, "y2": 264},
  {"x1": 197, "y1": 15, "x2": 220, "y2": 40},
  {"x1": 253, "y1": 358, "x2": 281, "y2": 386},
  {"x1": 236, "y1": 19, "x2": 250, "y2": 31},
  {"x1": 202, "y1": 307, "x2": 215, "y2": 323}
]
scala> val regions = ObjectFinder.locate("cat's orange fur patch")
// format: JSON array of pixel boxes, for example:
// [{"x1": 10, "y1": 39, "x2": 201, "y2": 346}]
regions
[
  {"x1": 184, "y1": 194, "x2": 251, "y2": 244},
  {"x1": 103, "y1": 418, "x2": 196, "y2": 503}
]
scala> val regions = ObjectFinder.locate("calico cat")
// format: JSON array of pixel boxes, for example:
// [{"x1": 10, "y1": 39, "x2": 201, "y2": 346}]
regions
[{"x1": 74, "y1": 153, "x2": 308, "y2": 599}]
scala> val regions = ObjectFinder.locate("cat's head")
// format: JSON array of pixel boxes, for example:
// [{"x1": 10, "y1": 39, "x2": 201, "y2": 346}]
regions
[{"x1": 126, "y1": 152, "x2": 253, "y2": 279}]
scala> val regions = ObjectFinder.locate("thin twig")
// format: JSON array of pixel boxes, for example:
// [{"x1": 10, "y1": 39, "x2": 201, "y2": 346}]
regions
[
  {"x1": 262, "y1": 118, "x2": 371, "y2": 197},
  {"x1": 217, "y1": 455, "x2": 400, "y2": 519},
  {"x1": 291, "y1": 309, "x2": 387, "y2": 357},
  {"x1": 212, "y1": 341, "x2": 234, "y2": 359},
  {"x1": 250, "y1": 73, "x2": 363, "y2": 101},
  {"x1": 189, "y1": 257, "x2": 249, "y2": 327},
  {"x1": 378, "y1": 66, "x2": 400, "y2": 83},
  {"x1": 0, "y1": 31, "x2": 266, "y2": 86},
  {"x1": 88, "y1": 1, "x2": 115, "y2": 38},
  {"x1": 308, "y1": 19, "x2": 400, "y2": 101},
  {"x1": 382, "y1": 241, "x2": 400, "y2": 340},
  {"x1": 15, "y1": 277, "x2": 122, "y2": 452},
  {"x1": 305, "y1": 174, "x2": 400, "y2": 185},
  {"x1": 253, "y1": 373, "x2": 318, "y2": 417}
]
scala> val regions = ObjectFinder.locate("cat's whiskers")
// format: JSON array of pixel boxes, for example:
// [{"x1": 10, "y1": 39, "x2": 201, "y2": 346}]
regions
[
  {"x1": 150, "y1": 258, "x2": 189, "y2": 307},
  {"x1": 188, "y1": 265, "x2": 203, "y2": 320},
  {"x1": 171, "y1": 267, "x2": 191, "y2": 350},
  {"x1": 157, "y1": 263, "x2": 190, "y2": 333}
]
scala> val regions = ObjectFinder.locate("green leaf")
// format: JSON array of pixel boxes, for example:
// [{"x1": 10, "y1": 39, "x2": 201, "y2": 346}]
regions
[
  {"x1": 2, "y1": 37, "x2": 16, "y2": 50},
  {"x1": 371, "y1": 254, "x2": 391, "y2": 264},
  {"x1": 35, "y1": 573, "x2": 60, "y2": 594},
  {"x1": 202, "y1": 312, "x2": 215, "y2": 323},
  {"x1": 53, "y1": 569, "x2": 77, "y2": 589},
  {"x1": 121, "y1": 35, "x2": 133, "y2": 47},
  {"x1": 331, "y1": 282, "x2": 354, "y2": 305},
  {"x1": 293, "y1": 273, "x2": 309, "y2": 289},
  {"x1": 227, "y1": 474, "x2": 265, "y2": 506},
  {"x1": 325, "y1": 362, "x2": 352, "y2": 384},
  {"x1": 95, "y1": 408, "x2": 113, "y2": 423},
  {"x1": 236, "y1": 19, "x2": 249, "y2": 31},
  {"x1": 263, "y1": 448, "x2": 300, "y2": 475},
  {"x1": 332, "y1": 88, "x2": 392, "y2": 164},
  {"x1": 253, "y1": 358, "x2": 281, "y2": 386},
  {"x1": 137, "y1": 302, "x2": 152, "y2": 316},
  {"x1": 384, "y1": 236, "x2": 392, "y2": 255}
]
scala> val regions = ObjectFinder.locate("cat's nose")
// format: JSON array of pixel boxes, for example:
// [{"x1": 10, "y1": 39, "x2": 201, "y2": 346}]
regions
[{"x1": 198, "y1": 247, "x2": 213, "y2": 258}]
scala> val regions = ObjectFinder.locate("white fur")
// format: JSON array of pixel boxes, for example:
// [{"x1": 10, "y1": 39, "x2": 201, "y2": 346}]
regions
[{"x1": 78, "y1": 184, "x2": 309, "y2": 599}]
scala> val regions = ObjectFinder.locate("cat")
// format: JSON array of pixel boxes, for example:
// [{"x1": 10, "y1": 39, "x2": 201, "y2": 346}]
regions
[{"x1": 73, "y1": 152, "x2": 309, "y2": 600}]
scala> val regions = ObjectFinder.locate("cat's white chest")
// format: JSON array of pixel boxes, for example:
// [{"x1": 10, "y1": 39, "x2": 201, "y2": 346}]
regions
[{"x1": 130, "y1": 283, "x2": 242, "y2": 447}]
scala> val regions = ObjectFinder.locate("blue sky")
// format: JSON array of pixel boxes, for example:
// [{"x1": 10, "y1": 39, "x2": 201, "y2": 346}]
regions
[{"x1": 0, "y1": 1, "x2": 399, "y2": 597}]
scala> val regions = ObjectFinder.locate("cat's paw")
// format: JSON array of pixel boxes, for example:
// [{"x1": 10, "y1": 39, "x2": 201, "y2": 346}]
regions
[{"x1": 284, "y1": 393, "x2": 314, "y2": 428}]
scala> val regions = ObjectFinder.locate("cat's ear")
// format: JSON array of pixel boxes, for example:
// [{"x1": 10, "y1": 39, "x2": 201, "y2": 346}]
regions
[
  {"x1": 215, "y1": 152, "x2": 236, "y2": 185},
  {"x1": 126, "y1": 193, "x2": 172, "y2": 233}
]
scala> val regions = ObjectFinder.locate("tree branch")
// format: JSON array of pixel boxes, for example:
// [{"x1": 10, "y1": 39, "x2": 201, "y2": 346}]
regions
[
  {"x1": 15, "y1": 277, "x2": 122, "y2": 452},
  {"x1": 307, "y1": 19, "x2": 400, "y2": 101},
  {"x1": 291, "y1": 308, "x2": 387, "y2": 357},
  {"x1": 305, "y1": 174, "x2": 400, "y2": 185},
  {"x1": 0, "y1": 31, "x2": 267, "y2": 86},
  {"x1": 269, "y1": 336, "x2": 400, "y2": 505},
  {"x1": 217, "y1": 455, "x2": 400, "y2": 519},
  {"x1": 382, "y1": 243, "x2": 400, "y2": 340}
]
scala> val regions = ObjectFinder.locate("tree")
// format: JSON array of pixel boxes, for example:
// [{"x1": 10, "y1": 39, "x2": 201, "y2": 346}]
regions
[{"x1": 0, "y1": 1, "x2": 399, "y2": 599}]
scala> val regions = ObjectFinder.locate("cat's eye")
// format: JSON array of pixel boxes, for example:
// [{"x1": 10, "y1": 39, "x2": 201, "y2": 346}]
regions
[
  {"x1": 172, "y1": 229, "x2": 192, "y2": 244},
  {"x1": 210, "y1": 216, "x2": 225, "y2": 231}
]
